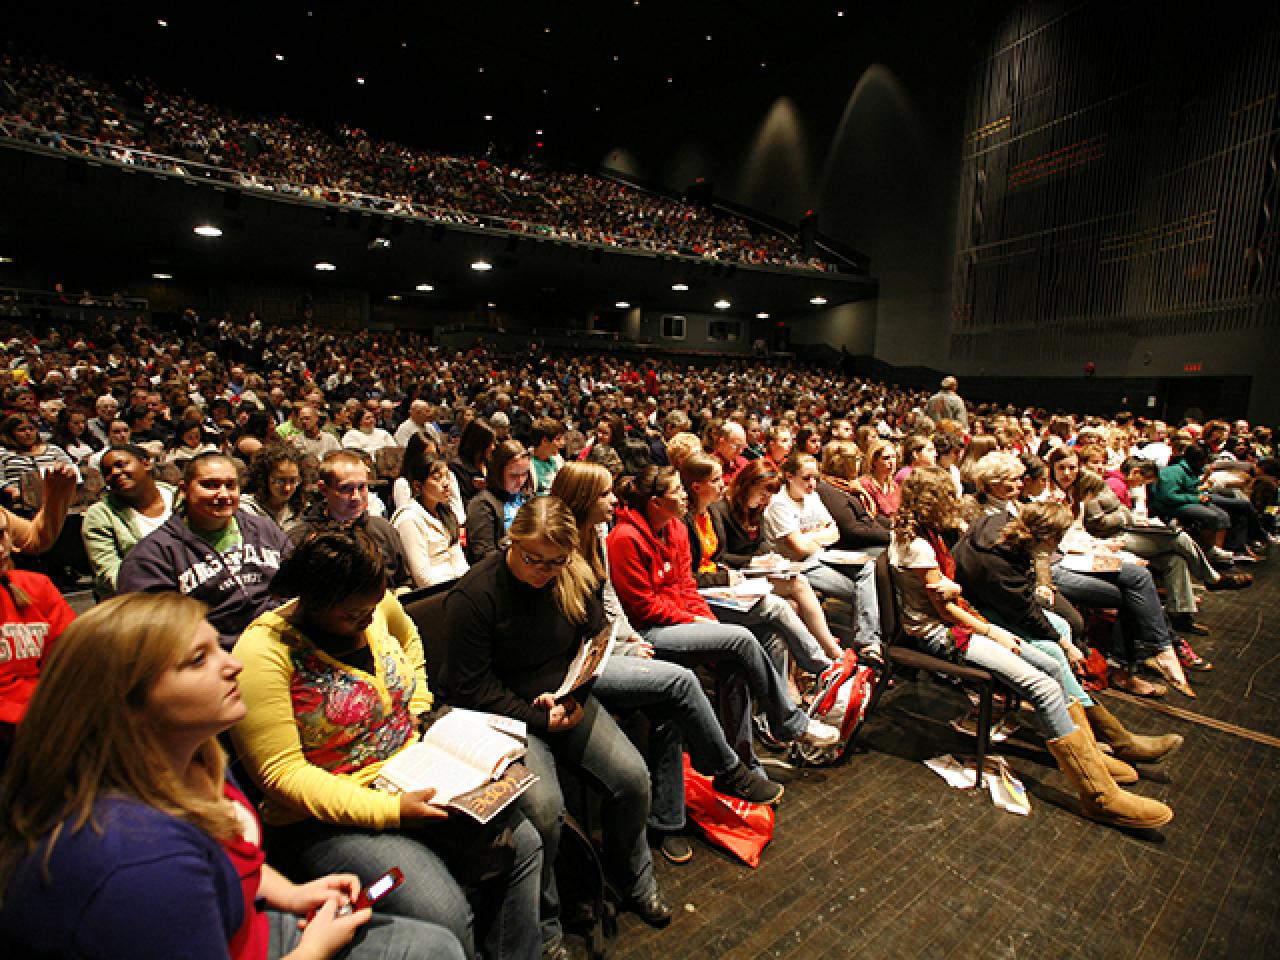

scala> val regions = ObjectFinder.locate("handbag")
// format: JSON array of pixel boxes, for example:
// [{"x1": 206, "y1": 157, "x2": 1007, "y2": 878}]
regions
[{"x1": 681, "y1": 753, "x2": 775, "y2": 868}]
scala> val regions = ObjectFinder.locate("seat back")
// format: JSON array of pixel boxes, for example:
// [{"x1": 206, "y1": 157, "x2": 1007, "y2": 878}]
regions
[{"x1": 403, "y1": 589, "x2": 453, "y2": 698}]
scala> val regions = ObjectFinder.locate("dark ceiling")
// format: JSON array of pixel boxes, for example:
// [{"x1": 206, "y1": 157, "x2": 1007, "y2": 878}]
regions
[{"x1": 5, "y1": 2, "x2": 870, "y2": 162}]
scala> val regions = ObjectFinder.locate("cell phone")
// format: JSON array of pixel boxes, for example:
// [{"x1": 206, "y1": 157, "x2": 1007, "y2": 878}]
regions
[{"x1": 309, "y1": 868, "x2": 405, "y2": 920}]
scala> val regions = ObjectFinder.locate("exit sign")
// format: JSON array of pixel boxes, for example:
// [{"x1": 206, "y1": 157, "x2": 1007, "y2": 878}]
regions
[{"x1": 1183, "y1": 362, "x2": 1203, "y2": 373}]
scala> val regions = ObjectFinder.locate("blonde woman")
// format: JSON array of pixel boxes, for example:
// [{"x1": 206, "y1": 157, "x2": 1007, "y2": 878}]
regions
[
  {"x1": 0, "y1": 592, "x2": 464, "y2": 960},
  {"x1": 444, "y1": 496, "x2": 673, "y2": 941}
]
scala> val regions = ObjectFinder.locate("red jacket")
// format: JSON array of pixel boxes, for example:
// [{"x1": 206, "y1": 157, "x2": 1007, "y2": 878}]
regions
[
  {"x1": 0, "y1": 570, "x2": 76, "y2": 725},
  {"x1": 607, "y1": 505, "x2": 713, "y2": 627}
]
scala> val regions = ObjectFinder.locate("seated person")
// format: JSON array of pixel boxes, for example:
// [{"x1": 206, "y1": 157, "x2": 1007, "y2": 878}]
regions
[
  {"x1": 118, "y1": 452, "x2": 291, "y2": 649},
  {"x1": 286, "y1": 450, "x2": 409, "y2": 591},
  {"x1": 233, "y1": 531, "x2": 541, "y2": 960},
  {"x1": 607, "y1": 465, "x2": 840, "y2": 767},
  {"x1": 391, "y1": 440, "x2": 469, "y2": 590},
  {"x1": 0, "y1": 509, "x2": 76, "y2": 755},
  {"x1": 240, "y1": 444, "x2": 306, "y2": 531},
  {"x1": 816, "y1": 441, "x2": 890, "y2": 551},
  {"x1": 551, "y1": 462, "x2": 782, "y2": 865},
  {"x1": 888, "y1": 468, "x2": 1171, "y2": 830},
  {"x1": 81, "y1": 444, "x2": 176, "y2": 599},
  {"x1": 955, "y1": 500, "x2": 1182, "y2": 763},
  {"x1": 0, "y1": 591, "x2": 464, "y2": 960},
  {"x1": 762, "y1": 452, "x2": 883, "y2": 658},
  {"x1": 444, "y1": 497, "x2": 672, "y2": 951},
  {"x1": 464, "y1": 440, "x2": 531, "y2": 564}
]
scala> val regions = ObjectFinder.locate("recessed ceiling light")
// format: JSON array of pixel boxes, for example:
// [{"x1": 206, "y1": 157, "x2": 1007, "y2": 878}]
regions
[
  {"x1": 714, "y1": 299, "x2": 731, "y2": 310},
  {"x1": 193, "y1": 224, "x2": 222, "y2": 237},
  {"x1": 756, "y1": 312, "x2": 770, "y2": 319},
  {"x1": 314, "y1": 262, "x2": 337, "y2": 271},
  {"x1": 810, "y1": 296, "x2": 828, "y2": 305},
  {"x1": 152, "y1": 272, "x2": 173, "y2": 280},
  {"x1": 415, "y1": 283, "x2": 434, "y2": 292},
  {"x1": 470, "y1": 260, "x2": 493, "y2": 272},
  {"x1": 615, "y1": 301, "x2": 630, "y2": 309},
  {"x1": 671, "y1": 283, "x2": 689, "y2": 292},
  {"x1": 388, "y1": 294, "x2": 402, "y2": 301}
]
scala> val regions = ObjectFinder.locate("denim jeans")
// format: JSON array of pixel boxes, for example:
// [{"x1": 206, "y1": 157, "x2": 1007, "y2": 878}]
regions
[
  {"x1": 976, "y1": 607, "x2": 1093, "y2": 709},
  {"x1": 639, "y1": 620, "x2": 807, "y2": 774},
  {"x1": 592, "y1": 654, "x2": 740, "y2": 833},
  {"x1": 801, "y1": 560, "x2": 883, "y2": 653},
  {"x1": 718, "y1": 593, "x2": 833, "y2": 674},
  {"x1": 1169, "y1": 501, "x2": 1239, "y2": 548},
  {"x1": 267, "y1": 908, "x2": 467, "y2": 960},
  {"x1": 517, "y1": 696, "x2": 655, "y2": 946},
  {"x1": 1209, "y1": 492, "x2": 1266, "y2": 546},
  {"x1": 944, "y1": 633, "x2": 1075, "y2": 740},
  {"x1": 1051, "y1": 560, "x2": 1175, "y2": 667},
  {"x1": 268, "y1": 812, "x2": 542, "y2": 960}
]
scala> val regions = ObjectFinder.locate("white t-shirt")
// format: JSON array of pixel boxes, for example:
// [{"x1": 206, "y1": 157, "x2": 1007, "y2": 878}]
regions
[
  {"x1": 128, "y1": 486, "x2": 175, "y2": 539},
  {"x1": 887, "y1": 534, "x2": 952, "y2": 652},
  {"x1": 761, "y1": 489, "x2": 834, "y2": 548}
]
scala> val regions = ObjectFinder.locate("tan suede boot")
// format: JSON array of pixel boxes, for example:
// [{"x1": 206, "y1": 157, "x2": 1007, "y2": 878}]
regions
[
  {"x1": 1066, "y1": 700, "x2": 1138, "y2": 784},
  {"x1": 1085, "y1": 701, "x2": 1183, "y2": 763},
  {"x1": 1046, "y1": 726, "x2": 1173, "y2": 829}
]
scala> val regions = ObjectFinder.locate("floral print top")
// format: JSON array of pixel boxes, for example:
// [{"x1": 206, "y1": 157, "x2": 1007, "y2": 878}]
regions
[{"x1": 231, "y1": 592, "x2": 435, "y2": 829}]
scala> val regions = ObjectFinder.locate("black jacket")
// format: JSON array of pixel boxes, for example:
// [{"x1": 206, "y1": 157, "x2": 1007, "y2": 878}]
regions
[
  {"x1": 817, "y1": 479, "x2": 891, "y2": 548},
  {"x1": 952, "y1": 511, "x2": 1060, "y2": 645}
]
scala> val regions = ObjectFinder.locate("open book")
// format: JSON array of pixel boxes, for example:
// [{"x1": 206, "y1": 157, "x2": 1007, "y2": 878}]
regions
[
  {"x1": 700, "y1": 577, "x2": 773, "y2": 612},
  {"x1": 373, "y1": 708, "x2": 538, "y2": 823},
  {"x1": 547, "y1": 620, "x2": 617, "y2": 701},
  {"x1": 1059, "y1": 552, "x2": 1123, "y2": 573}
]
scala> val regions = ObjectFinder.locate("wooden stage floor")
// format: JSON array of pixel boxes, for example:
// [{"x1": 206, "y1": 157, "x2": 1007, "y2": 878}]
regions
[{"x1": 605, "y1": 559, "x2": 1280, "y2": 960}]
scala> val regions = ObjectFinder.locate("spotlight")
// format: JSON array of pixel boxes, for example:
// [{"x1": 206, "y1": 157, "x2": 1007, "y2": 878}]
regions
[
  {"x1": 152, "y1": 272, "x2": 173, "y2": 280},
  {"x1": 415, "y1": 283, "x2": 434, "y2": 292},
  {"x1": 615, "y1": 301, "x2": 631, "y2": 309},
  {"x1": 756, "y1": 312, "x2": 770, "y2": 319},
  {"x1": 470, "y1": 260, "x2": 493, "y2": 272},
  {"x1": 714, "y1": 299, "x2": 731, "y2": 310},
  {"x1": 671, "y1": 282, "x2": 689, "y2": 292},
  {"x1": 809, "y1": 296, "x2": 828, "y2": 306},
  {"x1": 193, "y1": 224, "x2": 222, "y2": 237},
  {"x1": 314, "y1": 262, "x2": 337, "y2": 271}
]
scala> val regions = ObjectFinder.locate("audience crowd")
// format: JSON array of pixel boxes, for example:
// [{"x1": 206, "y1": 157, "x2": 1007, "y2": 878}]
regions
[
  {"x1": 0, "y1": 51, "x2": 828, "y2": 271},
  {"x1": 0, "y1": 298, "x2": 1276, "y2": 959}
]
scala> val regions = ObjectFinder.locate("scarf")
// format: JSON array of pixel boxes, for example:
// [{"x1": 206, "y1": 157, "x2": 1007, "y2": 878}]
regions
[{"x1": 923, "y1": 529, "x2": 986, "y2": 655}]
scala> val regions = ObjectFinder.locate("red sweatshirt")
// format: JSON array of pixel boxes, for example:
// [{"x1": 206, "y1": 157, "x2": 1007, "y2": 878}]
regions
[
  {"x1": 607, "y1": 505, "x2": 713, "y2": 627},
  {"x1": 0, "y1": 570, "x2": 76, "y2": 724}
]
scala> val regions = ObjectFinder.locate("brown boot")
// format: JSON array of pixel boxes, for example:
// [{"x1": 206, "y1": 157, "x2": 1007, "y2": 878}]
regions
[
  {"x1": 1067, "y1": 701, "x2": 1137, "y2": 784},
  {"x1": 1046, "y1": 726, "x2": 1173, "y2": 829},
  {"x1": 1085, "y1": 702, "x2": 1183, "y2": 763}
]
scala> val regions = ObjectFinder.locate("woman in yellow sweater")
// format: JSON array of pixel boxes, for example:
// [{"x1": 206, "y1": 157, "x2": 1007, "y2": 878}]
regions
[{"x1": 231, "y1": 529, "x2": 541, "y2": 960}]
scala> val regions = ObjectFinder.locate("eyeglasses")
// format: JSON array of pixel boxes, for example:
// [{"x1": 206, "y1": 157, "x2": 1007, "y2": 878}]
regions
[{"x1": 518, "y1": 548, "x2": 570, "y2": 570}]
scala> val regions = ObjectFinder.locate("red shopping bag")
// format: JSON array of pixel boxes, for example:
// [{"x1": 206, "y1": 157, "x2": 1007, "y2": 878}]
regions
[{"x1": 681, "y1": 754, "x2": 775, "y2": 868}]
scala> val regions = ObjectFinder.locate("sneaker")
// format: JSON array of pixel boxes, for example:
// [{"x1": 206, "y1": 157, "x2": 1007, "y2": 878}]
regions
[
  {"x1": 1174, "y1": 635, "x2": 1213, "y2": 671},
  {"x1": 713, "y1": 762, "x2": 785, "y2": 806},
  {"x1": 795, "y1": 716, "x2": 841, "y2": 749},
  {"x1": 753, "y1": 713, "x2": 787, "y2": 751},
  {"x1": 655, "y1": 833, "x2": 694, "y2": 864}
]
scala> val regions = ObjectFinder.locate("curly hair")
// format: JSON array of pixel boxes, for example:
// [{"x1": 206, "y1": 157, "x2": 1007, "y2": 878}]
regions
[
  {"x1": 244, "y1": 442, "x2": 303, "y2": 503},
  {"x1": 893, "y1": 466, "x2": 961, "y2": 545}
]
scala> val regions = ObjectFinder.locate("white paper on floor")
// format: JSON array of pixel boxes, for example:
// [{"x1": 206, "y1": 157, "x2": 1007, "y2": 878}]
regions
[{"x1": 924, "y1": 754, "x2": 1031, "y2": 816}]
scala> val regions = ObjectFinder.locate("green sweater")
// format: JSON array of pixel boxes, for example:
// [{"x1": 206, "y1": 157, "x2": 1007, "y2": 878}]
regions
[{"x1": 80, "y1": 484, "x2": 176, "y2": 598}]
